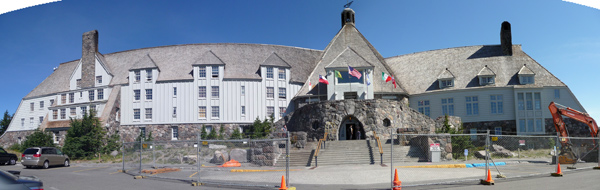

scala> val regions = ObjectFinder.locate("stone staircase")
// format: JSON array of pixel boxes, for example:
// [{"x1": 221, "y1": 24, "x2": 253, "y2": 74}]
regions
[{"x1": 272, "y1": 140, "x2": 423, "y2": 167}]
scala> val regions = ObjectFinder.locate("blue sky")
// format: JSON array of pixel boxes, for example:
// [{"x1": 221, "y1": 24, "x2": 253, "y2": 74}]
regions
[{"x1": 1, "y1": 0, "x2": 599, "y2": 121}]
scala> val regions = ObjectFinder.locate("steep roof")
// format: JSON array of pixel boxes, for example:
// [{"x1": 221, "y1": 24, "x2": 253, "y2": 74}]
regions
[
  {"x1": 518, "y1": 64, "x2": 535, "y2": 75},
  {"x1": 24, "y1": 43, "x2": 322, "y2": 99},
  {"x1": 477, "y1": 65, "x2": 496, "y2": 76},
  {"x1": 260, "y1": 52, "x2": 291, "y2": 68},
  {"x1": 130, "y1": 54, "x2": 159, "y2": 70},
  {"x1": 385, "y1": 45, "x2": 566, "y2": 94},
  {"x1": 325, "y1": 47, "x2": 373, "y2": 69},
  {"x1": 297, "y1": 23, "x2": 406, "y2": 97},
  {"x1": 437, "y1": 69, "x2": 455, "y2": 79}
]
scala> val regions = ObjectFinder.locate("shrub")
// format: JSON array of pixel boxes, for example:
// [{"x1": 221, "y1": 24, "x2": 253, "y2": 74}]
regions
[{"x1": 20, "y1": 129, "x2": 55, "y2": 152}]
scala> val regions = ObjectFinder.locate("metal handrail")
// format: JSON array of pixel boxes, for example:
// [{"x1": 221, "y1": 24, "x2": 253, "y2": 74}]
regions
[
  {"x1": 313, "y1": 132, "x2": 328, "y2": 167},
  {"x1": 374, "y1": 131, "x2": 384, "y2": 165}
]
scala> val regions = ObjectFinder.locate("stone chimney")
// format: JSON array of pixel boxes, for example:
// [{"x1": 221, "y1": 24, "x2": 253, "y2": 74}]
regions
[
  {"x1": 81, "y1": 30, "x2": 98, "y2": 88},
  {"x1": 500, "y1": 21, "x2": 512, "y2": 56}
]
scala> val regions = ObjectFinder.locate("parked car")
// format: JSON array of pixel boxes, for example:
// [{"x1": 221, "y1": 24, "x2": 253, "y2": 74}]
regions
[
  {"x1": 21, "y1": 147, "x2": 70, "y2": 169},
  {"x1": 0, "y1": 169, "x2": 43, "y2": 190},
  {"x1": 0, "y1": 147, "x2": 18, "y2": 165}
]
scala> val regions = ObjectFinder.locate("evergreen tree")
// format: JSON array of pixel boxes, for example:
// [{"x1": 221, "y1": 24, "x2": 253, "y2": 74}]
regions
[
  {"x1": 207, "y1": 127, "x2": 217, "y2": 139},
  {"x1": 217, "y1": 124, "x2": 225, "y2": 140},
  {"x1": 62, "y1": 112, "x2": 105, "y2": 159},
  {"x1": 200, "y1": 125, "x2": 207, "y2": 139},
  {"x1": 230, "y1": 127, "x2": 243, "y2": 139},
  {"x1": 102, "y1": 132, "x2": 121, "y2": 154},
  {"x1": 436, "y1": 115, "x2": 474, "y2": 159},
  {"x1": 20, "y1": 129, "x2": 55, "y2": 152},
  {"x1": 0, "y1": 110, "x2": 12, "y2": 136}
]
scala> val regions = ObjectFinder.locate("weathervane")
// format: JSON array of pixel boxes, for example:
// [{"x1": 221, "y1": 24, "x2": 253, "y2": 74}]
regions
[{"x1": 344, "y1": 1, "x2": 353, "y2": 8}]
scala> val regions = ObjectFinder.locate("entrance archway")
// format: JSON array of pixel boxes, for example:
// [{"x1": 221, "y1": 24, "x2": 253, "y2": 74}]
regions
[{"x1": 338, "y1": 115, "x2": 365, "y2": 140}]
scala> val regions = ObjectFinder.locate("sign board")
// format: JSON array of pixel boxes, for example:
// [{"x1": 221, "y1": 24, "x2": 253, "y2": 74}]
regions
[
  {"x1": 464, "y1": 149, "x2": 468, "y2": 156},
  {"x1": 202, "y1": 141, "x2": 208, "y2": 145},
  {"x1": 519, "y1": 140, "x2": 525, "y2": 146},
  {"x1": 142, "y1": 144, "x2": 148, "y2": 149},
  {"x1": 491, "y1": 137, "x2": 498, "y2": 141},
  {"x1": 429, "y1": 143, "x2": 441, "y2": 151}
]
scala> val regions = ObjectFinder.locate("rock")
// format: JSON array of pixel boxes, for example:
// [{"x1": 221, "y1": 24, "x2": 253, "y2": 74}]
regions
[
  {"x1": 209, "y1": 144, "x2": 227, "y2": 149},
  {"x1": 210, "y1": 150, "x2": 229, "y2": 164},
  {"x1": 491, "y1": 144, "x2": 514, "y2": 158},
  {"x1": 474, "y1": 150, "x2": 488, "y2": 159},
  {"x1": 229, "y1": 149, "x2": 247, "y2": 163},
  {"x1": 110, "y1": 150, "x2": 119, "y2": 157},
  {"x1": 252, "y1": 148, "x2": 263, "y2": 155},
  {"x1": 263, "y1": 146, "x2": 274, "y2": 153},
  {"x1": 183, "y1": 155, "x2": 197, "y2": 163},
  {"x1": 445, "y1": 153, "x2": 453, "y2": 160}
]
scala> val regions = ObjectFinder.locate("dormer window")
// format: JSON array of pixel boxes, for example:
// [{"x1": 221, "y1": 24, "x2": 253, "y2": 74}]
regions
[
  {"x1": 440, "y1": 79, "x2": 453, "y2": 88},
  {"x1": 518, "y1": 64, "x2": 535, "y2": 85},
  {"x1": 134, "y1": 70, "x2": 141, "y2": 82},
  {"x1": 477, "y1": 65, "x2": 496, "y2": 86},
  {"x1": 96, "y1": 76, "x2": 102, "y2": 84},
  {"x1": 437, "y1": 68, "x2": 455, "y2": 89}
]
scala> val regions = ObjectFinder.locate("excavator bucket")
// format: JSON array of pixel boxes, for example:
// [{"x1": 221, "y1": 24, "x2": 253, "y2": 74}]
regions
[{"x1": 558, "y1": 147, "x2": 578, "y2": 164}]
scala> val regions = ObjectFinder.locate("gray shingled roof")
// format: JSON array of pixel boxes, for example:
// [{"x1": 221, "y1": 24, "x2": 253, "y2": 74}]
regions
[
  {"x1": 260, "y1": 52, "x2": 291, "y2": 68},
  {"x1": 385, "y1": 45, "x2": 566, "y2": 94},
  {"x1": 130, "y1": 54, "x2": 159, "y2": 71},
  {"x1": 477, "y1": 65, "x2": 496, "y2": 76},
  {"x1": 518, "y1": 65, "x2": 535, "y2": 75},
  {"x1": 24, "y1": 43, "x2": 322, "y2": 99},
  {"x1": 325, "y1": 47, "x2": 374, "y2": 69},
  {"x1": 296, "y1": 24, "x2": 406, "y2": 97},
  {"x1": 437, "y1": 68, "x2": 455, "y2": 79}
]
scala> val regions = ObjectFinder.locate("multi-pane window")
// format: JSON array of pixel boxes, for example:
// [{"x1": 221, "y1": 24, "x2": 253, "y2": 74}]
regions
[
  {"x1": 212, "y1": 66, "x2": 219, "y2": 79},
  {"x1": 441, "y1": 98, "x2": 454, "y2": 116},
  {"x1": 211, "y1": 86, "x2": 219, "y2": 98},
  {"x1": 30, "y1": 103, "x2": 34, "y2": 111},
  {"x1": 241, "y1": 86, "x2": 245, "y2": 96},
  {"x1": 89, "y1": 90, "x2": 95, "y2": 101},
  {"x1": 69, "y1": 93, "x2": 74, "y2": 103},
  {"x1": 70, "y1": 108, "x2": 76, "y2": 116},
  {"x1": 40, "y1": 101, "x2": 44, "y2": 109},
  {"x1": 526, "y1": 93, "x2": 533, "y2": 110},
  {"x1": 39, "y1": 116, "x2": 43, "y2": 124},
  {"x1": 440, "y1": 79, "x2": 453, "y2": 88},
  {"x1": 211, "y1": 106, "x2": 219, "y2": 118},
  {"x1": 90, "y1": 105, "x2": 97, "y2": 113},
  {"x1": 172, "y1": 107, "x2": 177, "y2": 118},
  {"x1": 134, "y1": 109, "x2": 140, "y2": 120},
  {"x1": 278, "y1": 69, "x2": 285, "y2": 80},
  {"x1": 76, "y1": 79, "x2": 81, "y2": 88},
  {"x1": 417, "y1": 100, "x2": 430, "y2": 117},
  {"x1": 520, "y1": 76, "x2": 534, "y2": 84},
  {"x1": 480, "y1": 76, "x2": 495, "y2": 85},
  {"x1": 279, "y1": 107, "x2": 286, "y2": 117},
  {"x1": 554, "y1": 89, "x2": 560, "y2": 99},
  {"x1": 81, "y1": 106, "x2": 87, "y2": 115},
  {"x1": 518, "y1": 93, "x2": 524, "y2": 110},
  {"x1": 60, "y1": 109, "x2": 66, "y2": 119},
  {"x1": 534, "y1": 92, "x2": 541, "y2": 110},
  {"x1": 50, "y1": 99, "x2": 54, "y2": 106},
  {"x1": 145, "y1": 108, "x2": 152, "y2": 120},
  {"x1": 198, "y1": 106, "x2": 206, "y2": 118},
  {"x1": 97, "y1": 89, "x2": 104, "y2": 100},
  {"x1": 173, "y1": 87, "x2": 177, "y2": 97},
  {"x1": 267, "y1": 87, "x2": 274, "y2": 99},
  {"x1": 140, "y1": 127, "x2": 146, "y2": 137},
  {"x1": 266, "y1": 67, "x2": 274, "y2": 79},
  {"x1": 134, "y1": 70, "x2": 141, "y2": 82},
  {"x1": 171, "y1": 126, "x2": 179, "y2": 140},
  {"x1": 134, "y1": 90, "x2": 140, "y2": 101},
  {"x1": 241, "y1": 106, "x2": 245, "y2": 116},
  {"x1": 267, "y1": 106, "x2": 274, "y2": 117},
  {"x1": 145, "y1": 89, "x2": 152, "y2": 100},
  {"x1": 466, "y1": 96, "x2": 479, "y2": 115},
  {"x1": 53, "y1": 110, "x2": 58, "y2": 120},
  {"x1": 490, "y1": 95, "x2": 503, "y2": 114},
  {"x1": 61, "y1": 94, "x2": 66, "y2": 104},
  {"x1": 279, "y1": 88, "x2": 286, "y2": 99},
  {"x1": 199, "y1": 86, "x2": 206, "y2": 98},
  {"x1": 527, "y1": 119, "x2": 534, "y2": 132},
  {"x1": 199, "y1": 67, "x2": 206, "y2": 78},
  {"x1": 146, "y1": 69, "x2": 152, "y2": 82},
  {"x1": 536, "y1": 119, "x2": 543, "y2": 132},
  {"x1": 96, "y1": 76, "x2": 102, "y2": 84}
]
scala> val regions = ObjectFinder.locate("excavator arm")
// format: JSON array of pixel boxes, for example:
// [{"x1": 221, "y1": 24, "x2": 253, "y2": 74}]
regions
[{"x1": 548, "y1": 102, "x2": 599, "y2": 164}]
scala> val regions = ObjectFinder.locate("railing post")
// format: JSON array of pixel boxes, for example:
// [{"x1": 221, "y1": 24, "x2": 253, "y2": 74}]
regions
[
  {"x1": 390, "y1": 128, "x2": 394, "y2": 190},
  {"x1": 122, "y1": 139, "x2": 125, "y2": 172},
  {"x1": 139, "y1": 136, "x2": 143, "y2": 174},
  {"x1": 286, "y1": 131, "x2": 290, "y2": 188},
  {"x1": 197, "y1": 131, "x2": 200, "y2": 183},
  {"x1": 485, "y1": 129, "x2": 490, "y2": 177},
  {"x1": 152, "y1": 141, "x2": 155, "y2": 169},
  {"x1": 315, "y1": 156, "x2": 318, "y2": 167}
]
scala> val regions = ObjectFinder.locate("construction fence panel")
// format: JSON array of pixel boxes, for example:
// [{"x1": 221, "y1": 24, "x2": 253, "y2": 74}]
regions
[
  {"x1": 122, "y1": 132, "x2": 290, "y2": 188},
  {"x1": 390, "y1": 133, "x2": 488, "y2": 187}
]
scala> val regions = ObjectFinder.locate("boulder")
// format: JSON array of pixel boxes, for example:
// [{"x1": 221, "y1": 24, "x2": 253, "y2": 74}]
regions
[
  {"x1": 474, "y1": 150, "x2": 488, "y2": 159},
  {"x1": 491, "y1": 144, "x2": 514, "y2": 158},
  {"x1": 445, "y1": 153, "x2": 453, "y2": 160},
  {"x1": 110, "y1": 150, "x2": 119, "y2": 157},
  {"x1": 183, "y1": 155, "x2": 197, "y2": 163},
  {"x1": 210, "y1": 150, "x2": 229, "y2": 164},
  {"x1": 209, "y1": 144, "x2": 227, "y2": 149},
  {"x1": 229, "y1": 149, "x2": 248, "y2": 163},
  {"x1": 263, "y1": 146, "x2": 275, "y2": 153}
]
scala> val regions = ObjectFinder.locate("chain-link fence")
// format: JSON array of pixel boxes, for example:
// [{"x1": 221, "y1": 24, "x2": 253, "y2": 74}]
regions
[
  {"x1": 389, "y1": 131, "x2": 600, "y2": 189},
  {"x1": 122, "y1": 132, "x2": 290, "y2": 188}
]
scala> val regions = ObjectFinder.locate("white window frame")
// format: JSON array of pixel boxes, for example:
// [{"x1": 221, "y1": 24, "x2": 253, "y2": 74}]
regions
[
  {"x1": 267, "y1": 106, "x2": 274, "y2": 117},
  {"x1": 211, "y1": 86, "x2": 219, "y2": 99},
  {"x1": 241, "y1": 106, "x2": 245, "y2": 116},
  {"x1": 134, "y1": 70, "x2": 141, "y2": 82},
  {"x1": 490, "y1": 95, "x2": 503, "y2": 114},
  {"x1": 211, "y1": 66, "x2": 219, "y2": 79},
  {"x1": 97, "y1": 89, "x2": 104, "y2": 100},
  {"x1": 278, "y1": 88, "x2": 286, "y2": 99},
  {"x1": 81, "y1": 106, "x2": 87, "y2": 115},
  {"x1": 439, "y1": 79, "x2": 453, "y2": 88},
  {"x1": 211, "y1": 106, "x2": 219, "y2": 118},
  {"x1": 69, "y1": 93, "x2": 74, "y2": 103},
  {"x1": 39, "y1": 116, "x2": 43, "y2": 125},
  {"x1": 278, "y1": 68, "x2": 285, "y2": 80},
  {"x1": 96, "y1": 76, "x2": 102, "y2": 84},
  {"x1": 199, "y1": 67, "x2": 206, "y2": 78},
  {"x1": 519, "y1": 75, "x2": 534, "y2": 84},
  {"x1": 267, "y1": 87, "x2": 274, "y2": 99},
  {"x1": 145, "y1": 108, "x2": 152, "y2": 120},
  {"x1": 133, "y1": 90, "x2": 140, "y2": 101},
  {"x1": 70, "y1": 107, "x2": 76, "y2": 116},
  {"x1": 145, "y1": 89, "x2": 153, "y2": 100},
  {"x1": 417, "y1": 100, "x2": 430, "y2": 117},
  {"x1": 146, "y1": 69, "x2": 152, "y2": 82},
  {"x1": 241, "y1": 86, "x2": 245, "y2": 96},
  {"x1": 171, "y1": 126, "x2": 179, "y2": 140},
  {"x1": 173, "y1": 87, "x2": 177, "y2": 97},
  {"x1": 279, "y1": 107, "x2": 286, "y2": 118},
  {"x1": 198, "y1": 106, "x2": 206, "y2": 119},
  {"x1": 466, "y1": 96, "x2": 479, "y2": 116},
  {"x1": 40, "y1": 101, "x2": 44, "y2": 110},
  {"x1": 441, "y1": 98, "x2": 454, "y2": 116},
  {"x1": 133, "y1": 109, "x2": 140, "y2": 120},
  {"x1": 173, "y1": 107, "x2": 177, "y2": 118},
  {"x1": 30, "y1": 103, "x2": 34, "y2": 112},
  {"x1": 479, "y1": 76, "x2": 495, "y2": 85},
  {"x1": 52, "y1": 110, "x2": 58, "y2": 120},
  {"x1": 199, "y1": 86, "x2": 206, "y2": 99},
  {"x1": 60, "y1": 109, "x2": 66, "y2": 119},
  {"x1": 266, "y1": 67, "x2": 274, "y2": 79},
  {"x1": 89, "y1": 90, "x2": 95, "y2": 101}
]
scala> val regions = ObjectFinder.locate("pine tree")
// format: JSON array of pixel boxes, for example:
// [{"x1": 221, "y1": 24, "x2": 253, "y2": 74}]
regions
[
  {"x1": 0, "y1": 110, "x2": 12, "y2": 136},
  {"x1": 200, "y1": 125, "x2": 207, "y2": 139},
  {"x1": 231, "y1": 127, "x2": 243, "y2": 139},
  {"x1": 63, "y1": 111, "x2": 105, "y2": 159},
  {"x1": 217, "y1": 124, "x2": 225, "y2": 140},
  {"x1": 20, "y1": 129, "x2": 55, "y2": 152},
  {"x1": 207, "y1": 127, "x2": 217, "y2": 139}
]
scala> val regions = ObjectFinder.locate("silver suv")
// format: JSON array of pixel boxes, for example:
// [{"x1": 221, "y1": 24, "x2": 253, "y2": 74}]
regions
[{"x1": 21, "y1": 147, "x2": 70, "y2": 169}]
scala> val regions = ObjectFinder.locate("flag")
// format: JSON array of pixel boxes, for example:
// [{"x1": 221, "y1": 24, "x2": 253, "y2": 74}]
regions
[
  {"x1": 334, "y1": 70, "x2": 342, "y2": 79},
  {"x1": 392, "y1": 77, "x2": 397, "y2": 88},
  {"x1": 382, "y1": 72, "x2": 392, "y2": 82},
  {"x1": 366, "y1": 72, "x2": 371, "y2": 86},
  {"x1": 309, "y1": 81, "x2": 312, "y2": 90},
  {"x1": 319, "y1": 75, "x2": 329, "y2": 85},
  {"x1": 348, "y1": 66, "x2": 362, "y2": 79}
]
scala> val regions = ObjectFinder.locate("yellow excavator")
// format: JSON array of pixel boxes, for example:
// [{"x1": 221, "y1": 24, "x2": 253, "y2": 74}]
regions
[{"x1": 548, "y1": 102, "x2": 598, "y2": 164}]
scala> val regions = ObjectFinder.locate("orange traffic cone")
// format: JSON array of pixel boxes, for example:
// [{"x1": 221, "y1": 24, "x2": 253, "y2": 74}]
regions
[
  {"x1": 480, "y1": 169, "x2": 495, "y2": 185},
  {"x1": 279, "y1": 175, "x2": 287, "y2": 190},
  {"x1": 551, "y1": 163, "x2": 563, "y2": 177},
  {"x1": 393, "y1": 169, "x2": 402, "y2": 190}
]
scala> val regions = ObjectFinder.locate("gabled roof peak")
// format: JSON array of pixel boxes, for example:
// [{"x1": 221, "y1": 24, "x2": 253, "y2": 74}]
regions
[
  {"x1": 130, "y1": 53, "x2": 158, "y2": 71},
  {"x1": 260, "y1": 52, "x2": 291, "y2": 68},
  {"x1": 518, "y1": 64, "x2": 535, "y2": 75},
  {"x1": 325, "y1": 46, "x2": 373, "y2": 69},
  {"x1": 437, "y1": 68, "x2": 455, "y2": 79},
  {"x1": 194, "y1": 50, "x2": 226, "y2": 66},
  {"x1": 477, "y1": 65, "x2": 496, "y2": 76}
]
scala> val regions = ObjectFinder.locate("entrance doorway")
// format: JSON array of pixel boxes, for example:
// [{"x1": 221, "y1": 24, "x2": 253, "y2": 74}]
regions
[{"x1": 338, "y1": 115, "x2": 364, "y2": 140}]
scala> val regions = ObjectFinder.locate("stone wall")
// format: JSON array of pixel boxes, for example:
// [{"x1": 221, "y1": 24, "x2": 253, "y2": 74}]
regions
[
  {"x1": 0, "y1": 130, "x2": 36, "y2": 148},
  {"x1": 120, "y1": 123, "x2": 250, "y2": 142},
  {"x1": 545, "y1": 118, "x2": 594, "y2": 137},
  {"x1": 276, "y1": 99, "x2": 440, "y2": 142},
  {"x1": 463, "y1": 120, "x2": 517, "y2": 135}
]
